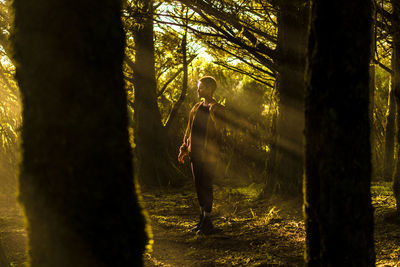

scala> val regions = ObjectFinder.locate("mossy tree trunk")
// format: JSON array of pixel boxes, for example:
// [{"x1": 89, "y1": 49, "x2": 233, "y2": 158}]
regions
[
  {"x1": 266, "y1": 0, "x2": 308, "y2": 196},
  {"x1": 133, "y1": 0, "x2": 182, "y2": 187},
  {"x1": 12, "y1": 0, "x2": 147, "y2": 266},
  {"x1": 304, "y1": 0, "x2": 375, "y2": 265},
  {"x1": 392, "y1": 0, "x2": 400, "y2": 215}
]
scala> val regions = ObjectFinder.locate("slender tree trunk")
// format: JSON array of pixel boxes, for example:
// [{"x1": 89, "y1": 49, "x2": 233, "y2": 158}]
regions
[
  {"x1": 304, "y1": 1, "x2": 375, "y2": 265},
  {"x1": 165, "y1": 31, "x2": 190, "y2": 164},
  {"x1": 266, "y1": 0, "x2": 308, "y2": 196},
  {"x1": 384, "y1": 72, "x2": 396, "y2": 181},
  {"x1": 12, "y1": 0, "x2": 147, "y2": 266},
  {"x1": 133, "y1": 0, "x2": 182, "y2": 186},
  {"x1": 165, "y1": 31, "x2": 188, "y2": 133},
  {"x1": 392, "y1": 0, "x2": 400, "y2": 215}
]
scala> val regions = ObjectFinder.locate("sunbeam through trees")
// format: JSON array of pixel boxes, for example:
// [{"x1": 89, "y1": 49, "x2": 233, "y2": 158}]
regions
[{"x1": 0, "y1": 0, "x2": 399, "y2": 266}]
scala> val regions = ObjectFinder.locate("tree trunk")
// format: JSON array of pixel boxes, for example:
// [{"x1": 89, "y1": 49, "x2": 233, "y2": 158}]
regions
[
  {"x1": 392, "y1": 0, "x2": 400, "y2": 215},
  {"x1": 12, "y1": 0, "x2": 147, "y2": 266},
  {"x1": 165, "y1": 31, "x2": 188, "y2": 133},
  {"x1": 304, "y1": 1, "x2": 375, "y2": 265},
  {"x1": 133, "y1": 0, "x2": 183, "y2": 186},
  {"x1": 266, "y1": 0, "x2": 308, "y2": 196},
  {"x1": 384, "y1": 72, "x2": 396, "y2": 181}
]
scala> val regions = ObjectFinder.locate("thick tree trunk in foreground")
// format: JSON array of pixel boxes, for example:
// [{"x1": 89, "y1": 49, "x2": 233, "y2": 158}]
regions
[
  {"x1": 392, "y1": 0, "x2": 400, "y2": 215},
  {"x1": 266, "y1": 0, "x2": 308, "y2": 196},
  {"x1": 12, "y1": 0, "x2": 147, "y2": 266},
  {"x1": 304, "y1": 1, "x2": 375, "y2": 265},
  {"x1": 133, "y1": 0, "x2": 182, "y2": 186}
]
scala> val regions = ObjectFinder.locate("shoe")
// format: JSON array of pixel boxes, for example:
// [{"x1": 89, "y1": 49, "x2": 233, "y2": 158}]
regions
[
  {"x1": 197, "y1": 216, "x2": 214, "y2": 235},
  {"x1": 191, "y1": 213, "x2": 204, "y2": 232}
]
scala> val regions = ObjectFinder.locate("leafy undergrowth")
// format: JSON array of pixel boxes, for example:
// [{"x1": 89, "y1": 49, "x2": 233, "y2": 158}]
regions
[{"x1": 0, "y1": 182, "x2": 398, "y2": 266}]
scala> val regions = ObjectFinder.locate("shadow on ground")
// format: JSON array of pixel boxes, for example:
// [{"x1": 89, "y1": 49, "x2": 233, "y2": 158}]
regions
[{"x1": 0, "y1": 182, "x2": 399, "y2": 266}]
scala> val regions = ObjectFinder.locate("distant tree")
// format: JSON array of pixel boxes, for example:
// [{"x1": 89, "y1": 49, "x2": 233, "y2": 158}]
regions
[
  {"x1": 132, "y1": 0, "x2": 185, "y2": 186},
  {"x1": 304, "y1": 0, "x2": 375, "y2": 265},
  {"x1": 392, "y1": 0, "x2": 400, "y2": 215},
  {"x1": 384, "y1": 63, "x2": 396, "y2": 181},
  {"x1": 374, "y1": 0, "x2": 395, "y2": 181},
  {"x1": 163, "y1": 25, "x2": 189, "y2": 135},
  {"x1": 266, "y1": 0, "x2": 308, "y2": 196},
  {"x1": 12, "y1": 0, "x2": 147, "y2": 266}
]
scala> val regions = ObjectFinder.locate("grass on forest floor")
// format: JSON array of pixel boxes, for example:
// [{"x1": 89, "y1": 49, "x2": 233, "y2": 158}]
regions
[
  {"x1": 0, "y1": 194, "x2": 27, "y2": 267},
  {"x1": 372, "y1": 182, "x2": 400, "y2": 267},
  {"x1": 0, "y1": 182, "x2": 398, "y2": 266},
  {"x1": 141, "y1": 182, "x2": 305, "y2": 266},
  {"x1": 142, "y1": 181, "x2": 400, "y2": 267}
]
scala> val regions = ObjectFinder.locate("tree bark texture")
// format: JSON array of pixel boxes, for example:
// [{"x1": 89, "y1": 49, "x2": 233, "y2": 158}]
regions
[
  {"x1": 392, "y1": 0, "x2": 400, "y2": 215},
  {"x1": 12, "y1": 0, "x2": 147, "y2": 266},
  {"x1": 304, "y1": 1, "x2": 375, "y2": 265},
  {"x1": 266, "y1": 0, "x2": 308, "y2": 196},
  {"x1": 133, "y1": 0, "x2": 182, "y2": 186}
]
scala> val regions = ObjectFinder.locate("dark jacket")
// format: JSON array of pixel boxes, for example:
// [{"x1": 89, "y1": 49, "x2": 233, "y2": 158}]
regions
[{"x1": 179, "y1": 100, "x2": 225, "y2": 162}]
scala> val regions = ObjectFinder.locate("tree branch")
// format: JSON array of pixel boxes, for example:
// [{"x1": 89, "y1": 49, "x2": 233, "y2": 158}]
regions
[
  {"x1": 189, "y1": 4, "x2": 278, "y2": 72},
  {"x1": 214, "y1": 60, "x2": 274, "y2": 88},
  {"x1": 157, "y1": 54, "x2": 197, "y2": 97},
  {"x1": 206, "y1": 40, "x2": 276, "y2": 78},
  {"x1": 373, "y1": 58, "x2": 393, "y2": 74}
]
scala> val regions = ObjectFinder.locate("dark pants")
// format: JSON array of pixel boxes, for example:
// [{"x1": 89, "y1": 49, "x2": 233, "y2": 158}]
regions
[{"x1": 190, "y1": 159, "x2": 216, "y2": 213}]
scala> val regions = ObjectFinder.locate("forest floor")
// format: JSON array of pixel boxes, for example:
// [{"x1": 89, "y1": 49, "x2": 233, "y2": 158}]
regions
[
  {"x1": 0, "y1": 194, "x2": 27, "y2": 267},
  {"x1": 142, "y1": 180, "x2": 400, "y2": 267},
  {"x1": 0, "y1": 181, "x2": 399, "y2": 266}
]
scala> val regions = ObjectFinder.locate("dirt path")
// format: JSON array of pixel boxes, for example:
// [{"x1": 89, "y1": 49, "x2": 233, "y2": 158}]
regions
[
  {"x1": 142, "y1": 182, "x2": 400, "y2": 266},
  {"x1": 144, "y1": 221, "x2": 198, "y2": 266},
  {"x1": 372, "y1": 183, "x2": 400, "y2": 266},
  {"x1": 0, "y1": 182, "x2": 399, "y2": 266},
  {"x1": 141, "y1": 184, "x2": 305, "y2": 266},
  {"x1": 0, "y1": 195, "x2": 27, "y2": 267}
]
